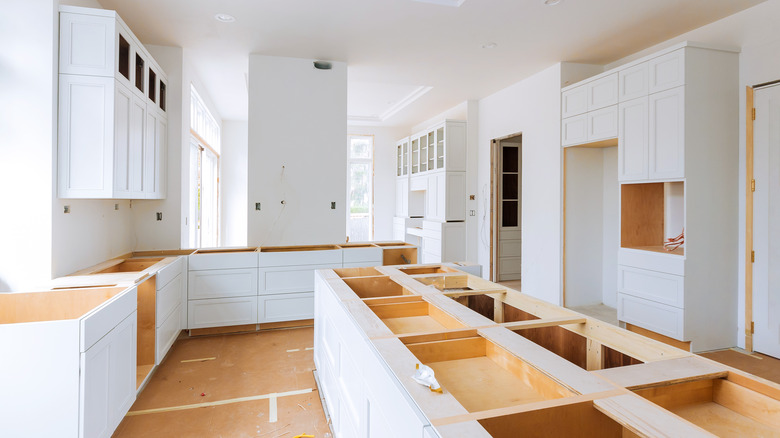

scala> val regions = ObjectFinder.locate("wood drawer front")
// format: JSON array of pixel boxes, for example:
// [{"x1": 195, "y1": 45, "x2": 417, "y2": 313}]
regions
[
  {"x1": 587, "y1": 105, "x2": 618, "y2": 142},
  {"x1": 187, "y1": 296, "x2": 258, "y2": 329},
  {"x1": 648, "y1": 49, "x2": 685, "y2": 94},
  {"x1": 617, "y1": 248, "x2": 684, "y2": 275},
  {"x1": 561, "y1": 114, "x2": 588, "y2": 146},
  {"x1": 155, "y1": 257, "x2": 184, "y2": 290},
  {"x1": 587, "y1": 73, "x2": 618, "y2": 111},
  {"x1": 81, "y1": 286, "x2": 137, "y2": 352},
  {"x1": 258, "y1": 292, "x2": 314, "y2": 323},
  {"x1": 188, "y1": 268, "x2": 258, "y2": 300},
  {"x1": 259, "y1": 264, "x2": 339, "y2": 295},
  {"x1": 188, "y1": 252, "x2": 257, "y2": 270},
  {"x1": 155, "y1": 303, "x2": 181, "y2": 364},
  {"x1": 618, "y1": 265, "x2": 684, "y2": 307},
  {"x1": 561, "y1": 86, "x2": 588, "y2": 118},
  {"x1": 258, "y1": 249, "x2": 342, "y2": 267},
  {"x1": 619, "y1": 62, "x2": 649, "y2": 102},
  {"x1": 156, "y1": 273, "x2": 182, "y2": 325},
  {"x1": 618, "y1": 294, "x2": 684, "y2": 340},
  {"x1": 342, "y1": 247, "x2": 382, "y2": 264}
]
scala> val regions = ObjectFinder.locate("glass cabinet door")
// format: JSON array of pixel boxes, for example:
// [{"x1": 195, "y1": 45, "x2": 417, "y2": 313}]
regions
[
  {"x1": 420, "y1": 135, "x2": 428, "y2": 172},
  {"x1": 427, "y1": 131, "x2": 435, "y2": 170},
  {"x1": 411, "y1": 139, "x2": 419, "y2": 174},
  {"x1": 397, "y1": 145, "x2": 402, "y2": 176},
  {"x1": 403, "y1": 142, "x2": 409, "y2": 175},
  {"x1": 436, "y1": 127, "x2": 445, "y2": 169}
]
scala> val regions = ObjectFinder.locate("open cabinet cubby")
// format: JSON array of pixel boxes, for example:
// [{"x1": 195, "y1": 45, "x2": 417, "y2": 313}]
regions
[
  {"x1": 476, "y1": 401, "x2": 630, "y2": 437},
  {"x1": 621, "y1": 181, "x2": 685, "y2": 255},
  {"x1": 365, "y1": 296, "x2": 465, "y2": 335}
]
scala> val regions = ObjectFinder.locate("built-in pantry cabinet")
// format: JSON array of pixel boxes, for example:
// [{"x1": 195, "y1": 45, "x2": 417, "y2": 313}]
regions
[
  {"x1": 58, "y1": 6, "x2": 167, "y2": 199},
  {"x1": 562, "y1": 42, "x2": 739, "y2": 351}
]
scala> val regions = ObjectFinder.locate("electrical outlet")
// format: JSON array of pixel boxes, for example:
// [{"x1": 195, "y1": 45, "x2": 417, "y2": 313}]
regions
[
  {"x1": 63, "y1": 205, "x2": 70, "y2": 214},
  {"x1": 470, "y1": 210, "x2": 476, "y2": 216},
  {"x1": 331, "y1": 202, "x2": 336, "y2": 209},
  {"x1": 156, "y1": 212, "x2": 163, "y2": 221},
  {"x1": 114, "y1": 203, "x2": 119, "y2": 211},
  {"x1": 255, "y1": 202, "x2": 261, "y2": 211}
]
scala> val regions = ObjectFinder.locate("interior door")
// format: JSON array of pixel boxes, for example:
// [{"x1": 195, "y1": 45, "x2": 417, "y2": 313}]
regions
[
  {"x1": 753, "y1": 84, "x2": 780, "y2": 358},
  {"x1": 498, "y1": 141, "x2": 521, "y2": 281}
]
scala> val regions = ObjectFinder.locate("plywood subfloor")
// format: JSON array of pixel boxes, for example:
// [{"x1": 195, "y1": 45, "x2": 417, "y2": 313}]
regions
[
  {"x1": 383, "y1": 315, "x2": 448, "y2": 334},
  {"x1": 699, "y1": 349, "x2": 780, "y2": 385},
  {"x1": 674, "y1": 401, "x2": 780, "y2": 437},
  {"x1": 113, "y1": 327, "x2": 330, "y2": 438},
  {"x1": 429, "y1": 356, "x2": 547, "y2": 413}
]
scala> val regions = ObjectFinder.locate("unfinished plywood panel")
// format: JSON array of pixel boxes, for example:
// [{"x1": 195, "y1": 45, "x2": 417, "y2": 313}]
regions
[
  {"x1": 634, "y1": 377, "x2": 780, "y2": 437},
  {"x1": 259, "y1": 244, "x2": 340, "y2": 252},
  {"x1": 383, "y1": 246, "x2": 418, "y2": 265},
  {"x1": 603, "y1": 345, "x2": 643, "y2": 369},
  {"x1": 332, "y1": 266, "x2": 381, "y2": 278},
  {"x1": 621, "y1": 183, "x2": 665, "y2": 249},
  {"x1": 398, "y1": 266, "x2": 458, "y2": 275},
  {"x1": 477, "y1": 401, "x2": 624, "y2": 437},
  {"x1": 512, "y1": 325, "x2": 588, "y2": 369},
  {"x1": 97, "y1": 257, "x2": 164, "y2": 273},
  {"x1": 137, "y1": 276, "x2": 156, "y2": 387},
  {"x1": 342, "y1": 276, "x2": 412, "y2": 299},
  {"x1": 367, "y1": 299, "x2": 466, "y2": 335},
  {"x1": 627, "y1": 322, "x2": 691, "y2": 352},
  {"x1": 0, "y1": 287, "x2": 126, "y2": 323}
]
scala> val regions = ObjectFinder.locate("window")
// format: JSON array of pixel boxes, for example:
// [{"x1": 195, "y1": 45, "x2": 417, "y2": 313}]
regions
[
  {"x1": 346, "y1": 135, "x2": 374, "y2": 242},
  {"x1": 189, "y1": 85, "x2": 220, "y2": 248}
]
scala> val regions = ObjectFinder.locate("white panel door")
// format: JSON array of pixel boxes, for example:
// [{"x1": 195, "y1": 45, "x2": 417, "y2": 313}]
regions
[
  {"x1": 648, "y1": 86, "x2": 685, "y2": 180},
  {"x1": 648, "y1": 49, "x2": 686, "y2": 94},
  {"x1": 618, "y1": 97, "x2": 649, "y2": 181},
  {"x1": 753, "y1": 84, "x2": 780, "y2": 358},
  {"x1": 59, "y1": 12, "x2": 113, "y2": 77},
  {"x1": 586, "y1": 73, "x2": 618, "y2": 111},
  {"x1": 619, "y1": 62, "x2": 648, "y2": 102}
]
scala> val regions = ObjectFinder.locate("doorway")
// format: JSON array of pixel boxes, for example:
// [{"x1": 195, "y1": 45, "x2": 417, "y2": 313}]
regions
[
  {"x1": 490, "y1": 134, "x2": 522, "y2": 284},
  {"x1": 752, "y1": 83, "x2": 780, "y2": 359}
]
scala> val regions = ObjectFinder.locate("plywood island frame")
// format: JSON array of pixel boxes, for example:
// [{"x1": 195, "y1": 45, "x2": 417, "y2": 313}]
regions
[{"x1": 313, "y1": 264, "x2": 780, "y2": 437}]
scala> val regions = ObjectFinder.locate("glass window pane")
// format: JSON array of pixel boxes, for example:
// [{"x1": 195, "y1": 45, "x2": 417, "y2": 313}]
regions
[
  {"x1": 350, "y1": 137, "x2": 371, "y2": 159},
  {"x1": 502, "y1": 201, "x2": 518, "y2": 227}
]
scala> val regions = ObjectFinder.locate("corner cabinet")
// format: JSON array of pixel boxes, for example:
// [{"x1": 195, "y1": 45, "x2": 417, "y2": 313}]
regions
[{"x1": 58, "y1": 6, "x2": 167, "y2": 199}]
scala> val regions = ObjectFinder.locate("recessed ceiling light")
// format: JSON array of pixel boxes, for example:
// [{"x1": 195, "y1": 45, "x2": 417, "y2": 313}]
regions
[
  {"x1": 214, "y1": 13, "x2": 236, "y2": 23},
  {"x1": 543, "y1": 0, "x2": 562, "y2": 5},
  {"x1": 482, "y1": 42, "x2": 497, "y2": 49}
]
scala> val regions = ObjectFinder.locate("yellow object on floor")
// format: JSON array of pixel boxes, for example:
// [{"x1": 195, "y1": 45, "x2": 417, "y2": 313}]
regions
[{"x1": 293, "y1": 435, "x2": 314, "y2": 438}]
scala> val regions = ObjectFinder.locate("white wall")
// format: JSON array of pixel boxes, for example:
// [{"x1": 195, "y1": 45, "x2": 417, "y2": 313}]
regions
[
  {"x1": 602, "y1": 147, "x2": 619, "y2": 308},
  {"x1": 221, "y1": 121, "x2": 248, "y2": 246},
  {"x1": 0, "y1": 0, "x2": 57, "y2": 290},
  {"x1": 348, "y1": 125, "x2": 408, "y2": 241},
  {"x1": 247, "y1": 55, "x2": 347, "y2": 246}
]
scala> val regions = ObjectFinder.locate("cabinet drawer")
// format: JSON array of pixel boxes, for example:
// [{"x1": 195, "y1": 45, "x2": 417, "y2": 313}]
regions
[
  {"x1": 561, "y1": 86, "x2": 588, "y2": 118},
  {"x1": 342, "y1": 246, "x2": 382, "y2": 264},
  {"x1": 619, "y1": 62, "x2": 648, "y2": 102},
  {"x1": 258, "y1": 249, "x2": 342, "y2": 267},
  {"x1": 587, "y1": 73, "x2": 618, "y2": 111},
  {"x1": 188, "y1": 268, "x2": 258, "y2": 299},
  {"x1": 258, "y1": 292, "x2": 314, "y2": 323},
  {"x1": 618, "y1": 265, "x2": 684, "y2": 307},
  {"x1": 155, "y1": 257, "x2": 184, "y2": 290},
  {"x1": 259, "y1": 264, "x2": 339, "y2": 295},
  {"x1": 422, "y1": 251, "x2": 441, "y2": 264},
  {"x1": 587, "y1": 105, "x2": 618, "y2": 142},
  {"x1": 561, "y1": 114, "x2": 588, "y2": 146},
  {"x1": 618, "y1": 294, "x2": 684, "y2": 340},
  {"x1": 156, "y1": 273, "x2": 182, "y2": 325},
  {"x1": 617, "y1": 248, "x2": 684, "y2": 276},
  {"x1": 422, "y1": 237, "x2": 442, "y2": 257},
  {"x1": 81, "y1": 286, "x2": 137, "y2": 352},
  {"x1": 187, "y1": 296, "x2": 258, "y2": 329},
  {"x1": 648, "y1": 49, "x2": 685, "y2": 94},
  {"x1": 156, "y1": 303, "x2": 181, "y2": 364},
  {"x1": 188, "y1": 251, "x2": 257, "y2": 270}
]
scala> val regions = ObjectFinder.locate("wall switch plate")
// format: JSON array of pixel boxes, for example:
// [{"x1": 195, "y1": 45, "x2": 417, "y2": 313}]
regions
[
  {"x1": 63, "y1": 205, "x2": 70, "y2": 214},
  {"x1": 255, "y1": 202, "x2": 261, "y2": 211},
  {"x1": 469, "y1": 195, "x2": 475, "y2": 200},
  {"x1": 470, "y1": 210, "x2": 476, "y2": 216},
  {"x1": 114, "y1": 204, "x2": 119, "y2": 211},
  {"x1": 331, "y1": 202, "x2": 336, "y2": 209},
  {"x1": 156, "y1": 212, "x2": 163, "y2": 221}
]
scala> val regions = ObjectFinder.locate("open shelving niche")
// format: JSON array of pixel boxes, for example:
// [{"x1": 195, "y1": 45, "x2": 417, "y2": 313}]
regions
[{"x1": 620, "y1": 181, "x2": 685, "y2": 255}]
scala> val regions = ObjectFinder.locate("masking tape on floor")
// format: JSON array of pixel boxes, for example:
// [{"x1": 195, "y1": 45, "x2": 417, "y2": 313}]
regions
[
  {"x1": 269, "y1": 393, "x2": 278, "y2": 423},
  {"x1": 180, "y1": 357, "x2": 217, "y2": 363},
  {"x1": 126, "y1": 388, "x2": 313, "y2": 416}
]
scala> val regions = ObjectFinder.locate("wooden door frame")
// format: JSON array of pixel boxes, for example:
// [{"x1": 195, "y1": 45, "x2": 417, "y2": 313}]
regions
[
  {"x1": 746, "y1": 85, "x2": 754, "y2": 351},
  {"x1": 489, "y1": 132, "x2": 522, "y2": 282}
]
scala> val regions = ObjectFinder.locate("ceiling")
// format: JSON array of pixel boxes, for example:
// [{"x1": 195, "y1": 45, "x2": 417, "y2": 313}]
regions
[{"x1": 97, "y1": 0, "x2": 764, "y2": 130}]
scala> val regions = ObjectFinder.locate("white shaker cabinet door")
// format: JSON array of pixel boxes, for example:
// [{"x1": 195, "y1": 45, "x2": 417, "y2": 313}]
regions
[
  {"x1": 561, "y1": 85, "x2": 588, "y2": 118},
  {"x1": 619, "y1": 62, "x2": 648, "y2": 102},
  {"x1": 648, "y1": 87, "x2": 685, "y2": 180},
  {"x1": 648, "y1": 49, "x2": 686, "y2": 94},
  {"x1": 618, "y1": 97, "x2": 649, "y2": 181}
]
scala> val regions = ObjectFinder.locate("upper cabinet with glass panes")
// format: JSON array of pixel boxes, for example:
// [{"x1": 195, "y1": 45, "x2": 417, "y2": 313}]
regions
[
  {"x1": 409, "y1": 120, "x2": 466, "y2": 175},
  {"x1": 396, "y1": 137, "x2": 410, "y2": 178}
]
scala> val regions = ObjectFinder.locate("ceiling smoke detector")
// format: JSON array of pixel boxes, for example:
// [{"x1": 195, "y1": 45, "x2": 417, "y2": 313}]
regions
[{"x1": 214, "y1": 13, "x2": 236, "y2": 23}]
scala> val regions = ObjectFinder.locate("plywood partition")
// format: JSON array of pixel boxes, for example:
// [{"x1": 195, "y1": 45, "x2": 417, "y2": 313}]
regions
[
  {"x1": 137, "y1": 276, "x2": 156, "y2": 386},
  {"x1": 341, "y1": 276, "x2": 411, "y2": 299},
  {"x1": 97, "y1": 258, "x2": 164, "y2": 273},
  {"x1": 332, "y1": 267, "x2": 381, "y2": 278},
  {"x1": 383, "y1": 247, "x2": 418, "y2": 265},
  {"x1": 477, "y1": 401, "x2": 624, "y2": 437},
  {"x1": 621, "y1": 183, "x2": 665, "y2": 249},
  {"x1": 0, "y1": 287, "x2": 125, "y2": 324}
]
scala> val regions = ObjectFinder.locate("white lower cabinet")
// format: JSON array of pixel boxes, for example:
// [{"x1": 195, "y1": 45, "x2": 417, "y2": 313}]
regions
[
  {"x1": 81, "y1": 311, "x2": 137, "y2": 438},
  {"x1": 258, "y1": 292, "x2": 314, "y2": 323},
  {"x1": 188, "y1": 296, "x2": 259, "y2": 329},
  {"x1": 188, "y1": 268, "x2": 258, "y2": 300},
  {"x1": 156, "y1": 304, "x2": 181, "y2": 363},
  {"x1": 618, "y1": 293, "x2": 684, "y2": 340},
  {"x1": 258, "y1": 264, "x2": 338, "y2": 295}
]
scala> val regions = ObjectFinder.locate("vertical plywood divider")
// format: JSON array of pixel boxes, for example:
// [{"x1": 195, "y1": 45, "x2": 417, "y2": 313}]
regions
[
  {"x1": 137, "y1": 276, "x2": 156, "y2": 367},
  {"x1": 621, "y1": 183, "x2": 664, "y2": 247}
]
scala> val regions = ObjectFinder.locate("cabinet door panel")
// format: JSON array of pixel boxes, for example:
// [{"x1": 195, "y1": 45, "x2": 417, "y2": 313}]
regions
[
  {"x1": 128, "y1": 95, "x2": 146, "y2": 195},
  {"x1": 154, "y1": 116, "x2": 167, "y2": 198},
  {"x1": 587, "y1": 105, "x2": 618, "y2": 142},
  {"x1": 562, "y1": 114, "x2": 588, "y2": 146},
  {"x1": 618, "y1": 97, "x2": 649, "y2": 181},
  {"x1": 59, "y1": 13, "x2": 113, "y2": 77},
  {"x1": 618, "y1": 294, "x2": 684, "y2": 340},
  {"x1": 188, "y1": 296, "x2": 258, "y2": 329},
  {"x1": 619, "y1": 63, "x2": 648, "y2": 102},
  {"x1": 445, "y1": 172, "x2": 466, "y2": 221},
  {"x1": 143, "y1": 109, "x2": 158, "y2": 198},
  {"x1": 587, "y1": 73, "x2": 618, "y2": 111},
  {"x1": 188, "y1": 268, "x2": 258, "y2": 299},
  {"x1": 649, "y1": 50, "x2": 685, "y2": 94},
  {"x1": 426, "y1": 174, "x2": 439, "y2": 220},
  {"x1": 561, "y1": 86, "x2": 587, "y2": 118},
  {"x1": 649, "y1": 87, "x2": 685, "y2": 179},
  {"x1": 258, "y1": 292, "x2": 314, "y2": 323},
  {"x1": 113, "y1": 82, "x2": 133, "y2": 194},
  {"x1": 108, "y1": 313, "x2": 137, "y2": 430}
]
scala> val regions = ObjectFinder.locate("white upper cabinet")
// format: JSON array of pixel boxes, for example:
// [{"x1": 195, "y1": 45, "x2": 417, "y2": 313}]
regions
[
  {"x1": 561, "y1": 114, "x2": 588, "y2": 146},
  {"x1": 619, "y1": 63, "x2": 648, "y2": 102},
  {"x1": 587, "y1": 105, "x2": 619, "y2": 142},
  {"x1": 561, "y1": 86, "x2": 588, "y2": 118},
  {"x1": 648, "y1": 86, "x2": 685, "y2": 180},
  {"x1": 58, "y1": 6, "x2": 167, "y2": 199},
  {"x1": 618, "y1": 97, "x2": 649, "y2": 181},
  {"x1": 586, "y1": 73, "x2": 618, "y2": 111},
  {"x1": 648, "y1": 49, "x2": 686, "y2": 94}
]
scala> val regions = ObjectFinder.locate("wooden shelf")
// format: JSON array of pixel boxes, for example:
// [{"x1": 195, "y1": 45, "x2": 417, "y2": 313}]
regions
[{"x1": 622, "y1": 245, "x2": 685, "y2": 256}]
